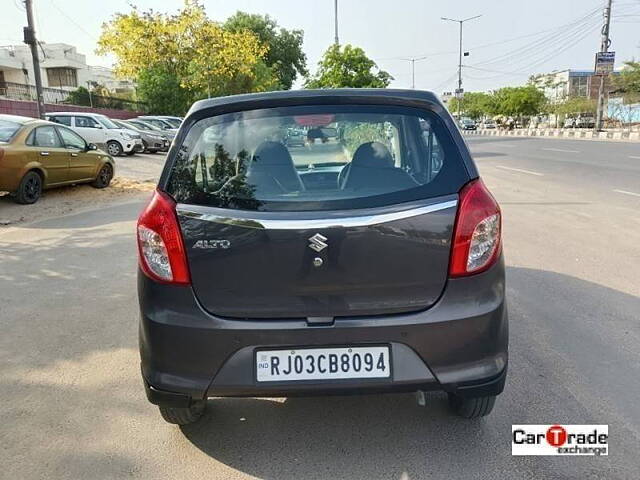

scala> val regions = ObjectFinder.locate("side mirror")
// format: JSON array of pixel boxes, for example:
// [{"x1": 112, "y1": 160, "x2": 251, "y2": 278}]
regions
[{"x1": 86, "y1": 143, "x2": 98, "y2": 151}]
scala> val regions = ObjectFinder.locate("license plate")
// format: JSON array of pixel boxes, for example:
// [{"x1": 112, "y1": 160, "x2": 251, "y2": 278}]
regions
[{"x1": 256, "y1": 346, "x2": 391, "y2": 382}]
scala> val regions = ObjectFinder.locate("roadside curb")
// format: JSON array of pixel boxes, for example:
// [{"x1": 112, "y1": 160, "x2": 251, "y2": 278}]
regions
[{"x1": 463, "y1": 128, "x2": 640, "y2": 143}]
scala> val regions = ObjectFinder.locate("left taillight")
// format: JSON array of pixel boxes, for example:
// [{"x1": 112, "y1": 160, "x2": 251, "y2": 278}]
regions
[{"x1": 137, "y1": 189, "x2": 191, "y2": 285}]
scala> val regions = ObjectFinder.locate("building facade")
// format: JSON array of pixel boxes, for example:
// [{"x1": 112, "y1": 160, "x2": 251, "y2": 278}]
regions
[
  {"x1": 0, "y1": 43, "x2": 134, "y2": 94},
  {"x1": 533, "y1": 69, "x2": 619, "y2": 104}
]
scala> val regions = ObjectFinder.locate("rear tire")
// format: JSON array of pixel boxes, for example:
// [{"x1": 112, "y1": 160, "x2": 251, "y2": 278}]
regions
[
  {"x1": 91, "y1": 164, "x2": 113, "y2": 189},
  {"x1": 159, "y1": 401, "x2": 206, "y2": 425},
  {"x1": 448, "y1": 394, "x2": 496, "y2": 419},
  {"x1": 15, "y1": 170, "x2": 43, "y2": 204}
]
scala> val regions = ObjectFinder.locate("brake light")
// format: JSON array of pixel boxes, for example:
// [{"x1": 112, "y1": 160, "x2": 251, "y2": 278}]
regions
[
  {"x1": 137, "y1": 189, "x2": 190, "y2": 284},
  {"x1": 450, "y1": 179, "x2": 501, "y2": 277}
]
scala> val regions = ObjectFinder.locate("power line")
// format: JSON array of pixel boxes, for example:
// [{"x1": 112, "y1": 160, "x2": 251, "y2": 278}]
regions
[
  {"x1": 48, "y1": 0, "x2": 99, "y2": 41},
  {"x1": 472, "y1": 8, "x2": 601, "y2": 68}
]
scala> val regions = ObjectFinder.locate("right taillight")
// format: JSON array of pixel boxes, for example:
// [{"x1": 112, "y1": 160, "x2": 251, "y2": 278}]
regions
[
  {"x1": 137, "y1": 189, "x2": 191, "y2": 285},
  {"x1": 450, "y1": 179, "x2": 502, "y2": 277}
]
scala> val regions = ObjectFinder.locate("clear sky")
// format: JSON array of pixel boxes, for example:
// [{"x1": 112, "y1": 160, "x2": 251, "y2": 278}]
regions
[{"x1": 2, "y1": 0, "x2": 639, "y2": 93}]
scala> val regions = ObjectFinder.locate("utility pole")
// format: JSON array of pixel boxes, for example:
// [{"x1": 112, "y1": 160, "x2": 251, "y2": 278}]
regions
[
  {"x1": 442, "y1": 15, "x2": 481, "y2": 120},
  {"x1": 595, "y1": 0, "x2": 613, "y2": 131},
  {"x1": 334, "y1": 0, "x2": 339, "y2": 45},
  {"x1": 23, "y1": 0, "x2": 45, "y2": 119},
  {"x1": 87, "y1": 81, "x2": 93, "y2": 108},
  {"x1": 400, "y1": 56, "x2": 428, "y2": 89}
]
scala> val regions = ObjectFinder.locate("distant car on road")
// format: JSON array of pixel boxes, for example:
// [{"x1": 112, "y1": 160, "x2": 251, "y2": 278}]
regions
[
  {"x1": 112, "y1": 119, "x2": 169, "y2": 153},
  {"x1": 460, "y1": 118, "x2": 477, "y2": 130},
  {"x1": 284, "y1": 128, "x2": 305, "y2": 147},
  {"x1": 482, "y1": 120, "x2": 497, "y2": 129},
  {"x1": 0, "y1": 114, "x2": 114, "y2": 204},
  {"x1": 575, "y1": 115, "x2": 595, "y2": 129},
  {"x1": 46, "y1": 112, "x2": 143, "y2": 157},
  {"x1": 564, "y1": 117, "x2": 576, "y2": 128},
  {"x1": 137, "y1": 89, "x2": 507, "y2": 425}
]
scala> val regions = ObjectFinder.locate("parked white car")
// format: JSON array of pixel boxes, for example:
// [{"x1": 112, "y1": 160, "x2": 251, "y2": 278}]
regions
[{"x1": 46, "y1": 112, "x2": 144, "y2": 156}]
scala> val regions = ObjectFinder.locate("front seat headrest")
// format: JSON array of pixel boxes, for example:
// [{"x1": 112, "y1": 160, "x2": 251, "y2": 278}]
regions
[
  {"x1": 252, "y1": 141, "x2": 295, "y2": 166},
  {"x1": 351, "y1": 142, "x2": 394, "y2": 169}
]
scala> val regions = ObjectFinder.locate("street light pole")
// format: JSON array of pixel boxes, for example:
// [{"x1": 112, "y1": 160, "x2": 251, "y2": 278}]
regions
[
  {"x1": 401, "y1": 56, "x2": 428, "y2": 89},
  {"x1": 23, "y1": 0, "x2": 45, "y2": 119},
  {"x1": 334, "y1": 0, "x2": 339, "y2": 45},
  {"x1": 595, "y1": 0, "x2": 613, "y2": 131},
  {"x1": 442, "y1": 15, "x2": 481, "y2": 120}
]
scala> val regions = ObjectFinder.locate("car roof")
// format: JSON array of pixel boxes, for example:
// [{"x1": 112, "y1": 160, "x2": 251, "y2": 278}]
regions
[
  {"x1": 47, "y1": 111, "x2": 103, "y2": 117},
  {"x1": 0, "y1": 114, "x2": 59, "y2": 127},
  {"x1": 187, "y1": 89, "x2": 443, "y2": 116}
]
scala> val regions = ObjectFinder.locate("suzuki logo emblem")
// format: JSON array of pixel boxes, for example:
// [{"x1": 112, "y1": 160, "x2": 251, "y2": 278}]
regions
[{"x1": 308, "y1": 233, "x2": 328, "y2": 252}]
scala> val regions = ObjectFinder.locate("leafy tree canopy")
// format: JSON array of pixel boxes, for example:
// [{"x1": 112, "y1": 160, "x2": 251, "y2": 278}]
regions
[
  {"x1": 97, "y1": 1, "x2": 279, "y2": 114},
  {"x1": 224, "y1": 11, "x2": 307, "y2": 89},
  {"x1": 550, "y1": 96, "x2": 597, "y2": 116},
  {"x1": 492, "y1": 85, "x2": 547, "y2": 117},
  {"x1": 305, "y1": 44, "x2": 393, "y2": 89},
  {"x1": 613, "y1": 60, "x2": 640, "y2": 103},
  {"x1": 448, "y1": 92, "x2": 497, "y2": 119}
]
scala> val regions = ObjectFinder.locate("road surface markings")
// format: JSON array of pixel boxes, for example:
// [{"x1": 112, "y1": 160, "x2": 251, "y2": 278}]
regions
[
  {"x1": 613, "y1": 189, "x2": 640, "y2": 198},
  {"x1": 629, "y1": 155, "x2": 640, "y2": 159},
  {"x1": 542, "y1": 148, "x2": 580, "y2": 153},
  {"x1": 495, "y1": 165, "x2": 544, "y2": 176}
]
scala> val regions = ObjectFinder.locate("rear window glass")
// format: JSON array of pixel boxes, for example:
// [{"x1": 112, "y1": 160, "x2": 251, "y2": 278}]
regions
[
  {"x1": 0, "y1": 120, "x2": 22, "y2": 142},
  {"x1": 166, "y1": 105, "x2": 468, "y2": 211}
]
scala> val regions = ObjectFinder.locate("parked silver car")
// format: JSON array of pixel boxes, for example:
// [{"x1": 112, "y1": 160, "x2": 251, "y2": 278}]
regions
[
  {"x1": 134, "y1": 116, "x2": 179, "y2": 138},
  {"x1": 112, "y1": 119, "x2": 170, "y2": 153}
]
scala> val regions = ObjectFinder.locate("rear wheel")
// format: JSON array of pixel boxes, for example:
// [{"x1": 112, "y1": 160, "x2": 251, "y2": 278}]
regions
[
  {"x1": 15, "y1": 170, "x2": 43, "y2": 204},
  {"x1": 448, "y1": 394, "x2": 496, "y2": 419},
  {"x1": 91, "y1": 164, "x2": 113, "y2": 188},
  {"x1": 106, "y1": 140, "x2": 123, "y2": 157},
  {"x1": 159, "y1": 400, "x2": 206, "y2": 425}
]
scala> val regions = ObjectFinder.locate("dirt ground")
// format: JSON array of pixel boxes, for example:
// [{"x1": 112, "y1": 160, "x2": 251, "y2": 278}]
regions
[{"x1": 0, "y1": 177, "x2": 155, "y2": 227}]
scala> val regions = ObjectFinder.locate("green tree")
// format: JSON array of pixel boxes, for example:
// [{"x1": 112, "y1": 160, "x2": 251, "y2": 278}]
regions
[
  {"x1": 305, "y1": 44, "x2": 393, "y2": 89},
  {"x1": 449, "y1": 92, "x2": 496, "y2": 119},
  {"x1": 551, "y1": 96, "x2": 597, "y2": 116},
  {"x1": 136, "y1": 65, "x2": 195, "y2": 115},
  {"x1": 613, "y1": 60, "x2": 640, "y2": 103},
  {"x1": 224, "y1": 12, "x2": 307, "y2": 89},
  {"x1": 493, "y1": 85, "x2": 546, "y2": 117},
  {"x1": 97, "y1": 1, "x2": 275, "y2": 114}
]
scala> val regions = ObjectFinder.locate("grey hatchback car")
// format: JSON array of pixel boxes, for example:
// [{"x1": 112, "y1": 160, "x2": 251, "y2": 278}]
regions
[{"x1": 137, "y1": 89, "x2": 507, "y2": 425}]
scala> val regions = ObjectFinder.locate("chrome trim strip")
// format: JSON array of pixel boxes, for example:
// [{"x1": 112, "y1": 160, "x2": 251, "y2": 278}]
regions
[{"x1": 177, "y1": 200, "x2": 457, "y2": 230}]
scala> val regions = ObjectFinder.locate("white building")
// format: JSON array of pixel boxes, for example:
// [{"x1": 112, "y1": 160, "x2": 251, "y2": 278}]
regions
[{"x1": 0, "y1": 43, "x2": 134, "y2": 94}]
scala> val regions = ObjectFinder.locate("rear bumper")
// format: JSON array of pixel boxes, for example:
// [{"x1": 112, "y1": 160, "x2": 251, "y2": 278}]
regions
[{"x1": 138, "y1": 255, "x2": 508, "y2": 403}]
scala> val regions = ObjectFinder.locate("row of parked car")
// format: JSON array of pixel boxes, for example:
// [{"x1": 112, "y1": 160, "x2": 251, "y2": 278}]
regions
[
  {"x1": 46, "y1": 113, "x2": 182, "y2": 157},
  {"x1": 0, "y1": 112, "x2": 182, "y2": 204}
]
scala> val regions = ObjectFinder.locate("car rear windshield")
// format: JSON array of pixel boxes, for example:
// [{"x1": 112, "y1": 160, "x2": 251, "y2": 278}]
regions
[
  {"x1": 165, "y1": 105, "x2": 469, "y2": 211},
  {"x1": 0, "y1": 120, "x2": 23, "y2": 143}
]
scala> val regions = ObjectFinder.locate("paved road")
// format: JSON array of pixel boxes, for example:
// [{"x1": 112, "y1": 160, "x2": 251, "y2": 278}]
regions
[{"x1": 1, "y1": 136, "x2": 638, "y2": 479}]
